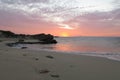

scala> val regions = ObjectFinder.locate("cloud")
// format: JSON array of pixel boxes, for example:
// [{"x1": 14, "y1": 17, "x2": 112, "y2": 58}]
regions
[
  {"x1": 0, "y1": 0, "x2": 49, "y2": 4},
  {"x1": 67, "y1": 8, "x2": 120, "y2": 36},
  {"x1": 73, "y1": 8, "x2": 120, "y2": 22},
  {"x1": 0, "y1": 0, "x2": 120, "y2": 35},
  {"x1": 112, "y1": 0, "x2": 120, "y2": 8},
  {"x1": 0, "y1": 0, "x2": 115, "y2": 20},
  {"x1": 58, "y1": 23, "x2": 74, "y2": 30}
]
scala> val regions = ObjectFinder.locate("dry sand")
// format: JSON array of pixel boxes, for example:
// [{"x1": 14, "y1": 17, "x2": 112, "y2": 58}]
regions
[{"x1": 0, "y1": 40, "x2": 120, "y2": 80}]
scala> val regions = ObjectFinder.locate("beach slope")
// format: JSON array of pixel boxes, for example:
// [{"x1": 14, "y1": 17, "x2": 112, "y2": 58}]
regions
[{"x1": 0, "y1": 41, "x2": 120, "y2": 80}]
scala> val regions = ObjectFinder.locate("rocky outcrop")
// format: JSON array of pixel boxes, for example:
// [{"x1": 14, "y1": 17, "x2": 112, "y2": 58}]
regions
[
  {"x1": 0, "y1": 30, "x2": 15, "y2": 37},
  {"x1": 32, "y1": 34, "x2": 57, "y2": 44},
  {"x1": 1, "y1": 30, "x2": 57, "y2": 44}
]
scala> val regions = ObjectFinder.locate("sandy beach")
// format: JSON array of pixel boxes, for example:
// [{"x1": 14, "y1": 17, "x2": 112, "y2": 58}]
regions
[{"x1": 0, "y1": 39, "x2": 120, "y2": 80}]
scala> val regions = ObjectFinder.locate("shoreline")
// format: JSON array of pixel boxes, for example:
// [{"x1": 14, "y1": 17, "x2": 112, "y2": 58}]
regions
[
  {"x1": 28, "y1": 48, "x2": 120, "y2": 62},
  {"x1": 11, "y1": 44, "x2": 120, "y2": 62},
  {"x1": 3, "y1": 37, "x2": 120, "y2": 62},
  {"x1": 0, "y1": 41, "x2": 120, "y2": 80}
]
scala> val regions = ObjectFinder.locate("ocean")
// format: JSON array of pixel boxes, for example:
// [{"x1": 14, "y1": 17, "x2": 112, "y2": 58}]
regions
[{"x1": 18, "y1": 37, "x2": 120, "y2": 61}]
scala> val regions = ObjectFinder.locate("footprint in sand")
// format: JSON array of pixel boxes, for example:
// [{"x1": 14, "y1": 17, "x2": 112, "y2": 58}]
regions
[
  {"x1": 39, "y1": 69, "x2": 50, "y2": 74},
  {"x1": 50, "y1": 74, "x2": 60, "y2": 78},
  {"x1": 46, "y1": 55, "x2": 54, "y2": 59},
  {"x1": 35, "y1": 57, "x2": 39, "y2": 61},
  {"x1": 22, "y1": 54, "x2": 27, "y2": 56},
  {"x1": 70, "y1": 65, "x2": 75, "y2": 68}
]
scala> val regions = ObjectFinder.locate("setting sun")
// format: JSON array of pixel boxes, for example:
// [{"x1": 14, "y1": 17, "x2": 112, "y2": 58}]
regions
[{"x1": 60, "y1": 33, "x2": 69, "y2": 37}]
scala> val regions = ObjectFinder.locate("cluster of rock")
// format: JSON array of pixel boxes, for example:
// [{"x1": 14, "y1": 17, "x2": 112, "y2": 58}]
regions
[
  {"x1": 0, "y1": 30, "x2": 15, "y2": 37},
  {"x1": 32, "y1": 34, "x2": 57, "y2": 44},
  {"x1": 0, "y1": 30, "x2": 57, "y2": 44},
  {"x1": 0, "y1": 30, "x2": 26, "y2": 38}
]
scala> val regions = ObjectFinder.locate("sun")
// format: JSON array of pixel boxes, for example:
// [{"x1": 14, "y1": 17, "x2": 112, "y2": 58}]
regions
[{"x1": 60, "y1": 33, "x2": 69, "y2": 37}]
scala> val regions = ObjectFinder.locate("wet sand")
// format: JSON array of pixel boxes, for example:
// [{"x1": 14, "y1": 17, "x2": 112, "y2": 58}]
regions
[{"x1": 0, "y1": 40, "x2": 120, "y2": 80}]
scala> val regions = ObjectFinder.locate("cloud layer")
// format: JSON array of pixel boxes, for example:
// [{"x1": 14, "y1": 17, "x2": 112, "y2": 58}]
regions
[{"x1": 0, "y1": 0, "x2": 120, "y2": 36}]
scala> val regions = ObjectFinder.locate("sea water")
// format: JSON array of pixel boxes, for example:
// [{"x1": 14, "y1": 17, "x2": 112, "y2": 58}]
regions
[{"x1": 19, "y1": 37, "x2": 120, "y2": 61}]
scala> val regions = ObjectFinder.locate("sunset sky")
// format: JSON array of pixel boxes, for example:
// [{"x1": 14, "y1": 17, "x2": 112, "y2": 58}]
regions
[{"x1": 0, "y1": 0, "x2": 120, "y2": 36}]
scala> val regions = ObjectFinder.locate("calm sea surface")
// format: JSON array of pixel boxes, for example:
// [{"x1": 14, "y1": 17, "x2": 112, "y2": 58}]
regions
[{"x1": 18, "y1": 37, "x2": 120, "y2": 61}]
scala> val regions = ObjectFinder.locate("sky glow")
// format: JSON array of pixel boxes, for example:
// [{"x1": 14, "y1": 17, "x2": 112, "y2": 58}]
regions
[{"x1": 0, "y1": 0, "x2": 120, "y2": 36}]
